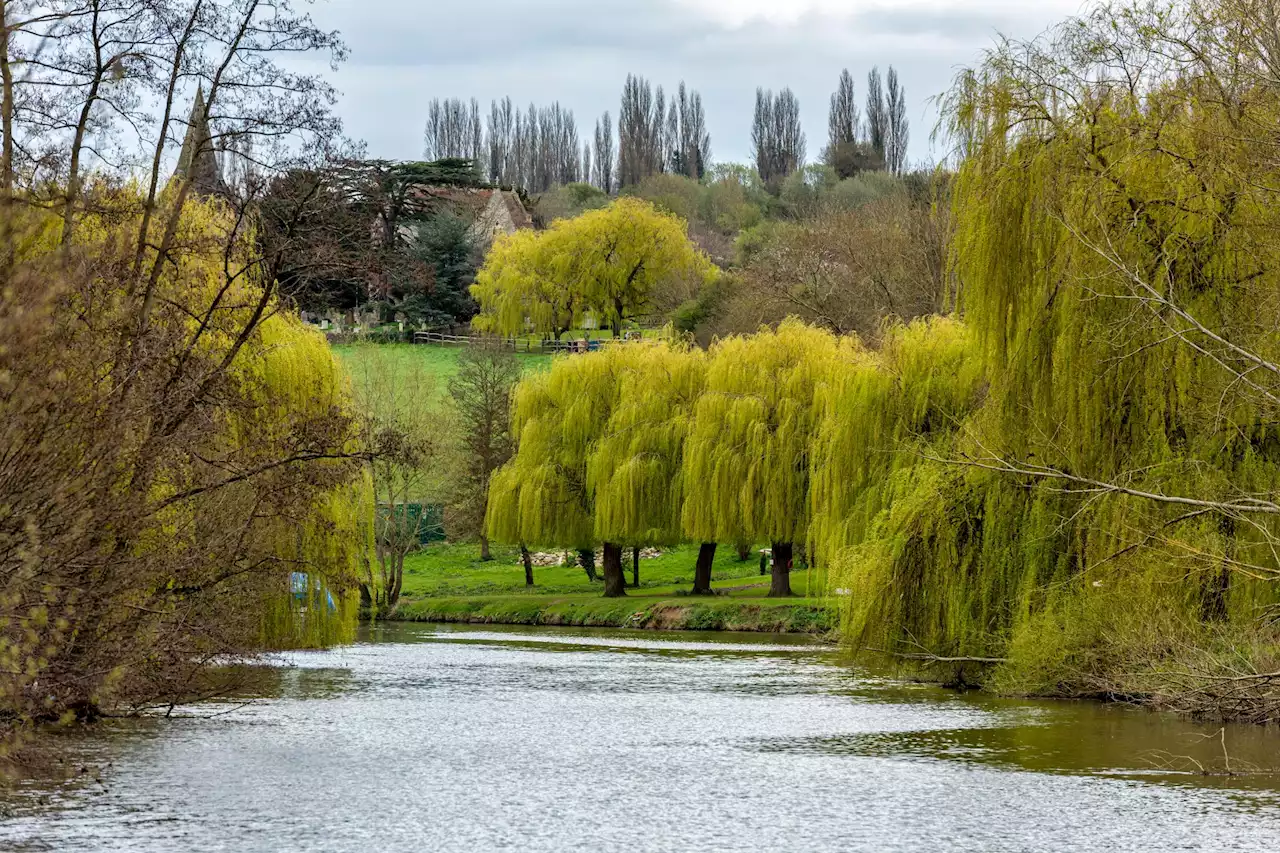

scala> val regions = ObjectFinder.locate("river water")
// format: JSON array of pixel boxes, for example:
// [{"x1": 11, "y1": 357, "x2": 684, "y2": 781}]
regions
[{"x1": 2, "y1": 623, "x2": 1279, "y2": 852}]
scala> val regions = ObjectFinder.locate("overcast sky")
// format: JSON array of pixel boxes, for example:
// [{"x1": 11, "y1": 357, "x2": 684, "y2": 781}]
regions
[{"x1": 305, "y1": 0, "x2": 1087, "y2": 168}]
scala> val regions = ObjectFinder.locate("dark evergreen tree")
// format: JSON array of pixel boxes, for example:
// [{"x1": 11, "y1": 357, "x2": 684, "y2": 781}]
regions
[{"x1": 406, "y1": 211, "x2": 479, "y2": 326}]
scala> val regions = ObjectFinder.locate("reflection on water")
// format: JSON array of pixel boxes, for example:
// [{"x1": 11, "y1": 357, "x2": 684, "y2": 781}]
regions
[{"x1": 2, "y1": 622, "x2": 1278, "y2": 852}]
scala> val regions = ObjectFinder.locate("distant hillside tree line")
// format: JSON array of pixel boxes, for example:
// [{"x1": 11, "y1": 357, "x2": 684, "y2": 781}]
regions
[{"x1": 423, "y1": 66, "x2": 909, "y2": 198}]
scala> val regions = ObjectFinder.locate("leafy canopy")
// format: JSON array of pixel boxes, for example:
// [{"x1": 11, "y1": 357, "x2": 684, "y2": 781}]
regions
[
  {"x1": 472, "y1": 197, "x2": 717, "y2": 338},
  {"x1": 682, "y1": 318, "x2": 858, "y2": 546}
]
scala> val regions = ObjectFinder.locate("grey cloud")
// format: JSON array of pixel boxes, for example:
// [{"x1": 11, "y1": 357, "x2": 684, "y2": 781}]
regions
[
  {"x1": 329, "y1": 0, "x2": 712, "y2": 68},
  {"x1": 846, "y1": 5, "x2": 1046, "y2": 41},
  {"x1": 306, "y1": 0, "x2": 1078, "y2": 166}
]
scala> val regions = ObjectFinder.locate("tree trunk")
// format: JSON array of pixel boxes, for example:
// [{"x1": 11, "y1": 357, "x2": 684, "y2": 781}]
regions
[
  {"x1": 387, "y1": 553, "x2": 405, "y2": 613},
  {"x1": 578, "y1": 548, "x2": 597, "y2": 582},
  {"x1": 735, "y1": 541, "x2": 753, "y2": 562},
  {"x1": 692, "y1": 542, "x2": 716, "y2": 595},
  {"x1": 632, "y1": 546, "x2": 640, "y2": 588},
  {"x1": 1202, "y1": 564, "x2": 1231, "y2": 622},
  {"x1": 1202, "y1": 517, "x2": 1235, "y2": 622},
  {"x1": 480, "y1": 533, "x2": 492, "y2": 562},
  {"x1": 602, "y1": 543, "x2": 627, "y2": 597},
  {"x1": 521, "y1": 543, "x2": 534, "y2": 588},
  {"x1": 769, "y1": 541, "x2": 794, "y2": 598}
]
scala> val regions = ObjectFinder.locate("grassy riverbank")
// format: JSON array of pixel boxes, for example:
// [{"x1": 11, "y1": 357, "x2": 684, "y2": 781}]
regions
[{"x1": 388, "y1": 543, "x2": 835, "y2": 634}]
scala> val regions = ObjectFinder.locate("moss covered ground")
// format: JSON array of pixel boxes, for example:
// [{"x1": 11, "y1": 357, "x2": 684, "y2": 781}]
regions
[{"x1": 391, "y1": 543, "x2": 834, "y2": 634}]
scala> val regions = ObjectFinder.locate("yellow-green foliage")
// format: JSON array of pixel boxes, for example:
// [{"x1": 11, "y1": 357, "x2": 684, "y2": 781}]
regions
[
  {"x1": 488, "y1": 341, "x2": 706, "y2": 549},
  {"x1": 817, "y1": 1, "x2": 1280, "y2": 691},
  {"x1": 472, "y1": 197, "x2": 718, "y2": 338},
  {"x1": 811, "y1": 317, "x2": 983, "y2": 570},
  {"x1": 588, "y1": 343, "x2": 706, "y2": 545},
  {"x1": 483, "y1": 7, "x2": 1280, "y2": 706},
  {"x1": 487, "y1": 348, "x2": 627, "y2": 547},
  {"x1": 471, "y1": 228, "x2": 579, "y2": 338},
  {"x1": 124, "y1": 193, "x2": 367, "y2": 648},
  {"x1": 251, "y1": 315, "x2": 368, "y2": 647},
  {"x1": 683, "y1": 318, "x2": 858, "y2": 546}
]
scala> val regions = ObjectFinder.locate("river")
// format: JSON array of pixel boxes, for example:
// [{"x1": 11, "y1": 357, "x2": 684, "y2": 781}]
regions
[{"x1": 2, "y1": 623, "x2": 1278, "y2": 852}]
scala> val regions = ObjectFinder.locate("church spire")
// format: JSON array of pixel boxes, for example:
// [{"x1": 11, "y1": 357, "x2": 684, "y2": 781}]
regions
[{"x1": 175, "y1": 85, "x2": 225, "y2": 197}]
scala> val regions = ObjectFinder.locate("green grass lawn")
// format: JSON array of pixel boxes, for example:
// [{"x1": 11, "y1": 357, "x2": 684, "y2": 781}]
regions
[
  {"x1": 333, "y1": 343, "x2": 552, "y2": 398},
  {"x1": 393, "y1": 542, "x2": 834, "y2": 633},
  {"x1": 399, "y1": 542, "x2": 827, "y2": 600}
]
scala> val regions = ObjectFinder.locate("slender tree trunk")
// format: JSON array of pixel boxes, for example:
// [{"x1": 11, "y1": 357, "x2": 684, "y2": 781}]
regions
[
  {"x1": 1202, "y1": 563, "x2": 1231, "y2": 622},
  {"x1": 769, "y1": 541, "x2": 794, "y2": 598},
  {"x1": 602, "y1": 543, "x2": 627, "y2": 597},
  {"x1": 692, "y1": 542, "x2": 716, "y2": 595},
  {"x1": 521, "y1": 543, "x2": 534, "y2": 588},
  {"x1": 1202, "y1": 518, "x2": 1234, "y2": 622},
  {"x1": 632, "y1": 546, "x2": 640, "y2": 588},
  {"x1": 0, "y1": 1, "x2": 16, "y2": 277},
  {"x1": 480, "y1": 533, "x2": 492, "y2": 562},
  {"x1": 578, "y1": 548, "x2": 597, "y2": 582},
  {"x1": 388, "y1": 552, "x2": 405, "y2": 613},
  {"x1": 736, "y1": 541, "x2": 753, "y2": 562}
]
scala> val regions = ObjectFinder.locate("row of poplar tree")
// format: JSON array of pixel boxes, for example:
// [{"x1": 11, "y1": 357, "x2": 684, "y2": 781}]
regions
[{"x1": 421, "y1": 66, "x2": 910, "y2": 195}]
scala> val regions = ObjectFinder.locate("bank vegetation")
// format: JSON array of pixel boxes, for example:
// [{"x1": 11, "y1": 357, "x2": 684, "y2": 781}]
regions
[{"x1": 0, "y1": 0, "x2": 379, "y2": 761}]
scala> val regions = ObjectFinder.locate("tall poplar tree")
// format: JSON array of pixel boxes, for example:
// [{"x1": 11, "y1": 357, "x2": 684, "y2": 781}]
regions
[
  {"x1": 668, "y1": 81, "x2": 711, "y2": 180},
  {"x1": 424, "y1": 97, "x2": 484, "y2": 165},
  {"x1": 865, "y1": 67, "x2": 887, "y2": 164},
  {"x1": 827, "y1": 69, "x2": 859, "y2": 154},
  {"x1": 620, "y1": 74, "x2": 662, "y2": 187},
  {"x1": 885, "y1": 67, "x2": 909, "y2": 174},
  {"x1": 593, "y1": 111, "x2": 615, "y2": 193},
  {"x1": 752, "y1": 87, "x2": 806, "y2": 188}
]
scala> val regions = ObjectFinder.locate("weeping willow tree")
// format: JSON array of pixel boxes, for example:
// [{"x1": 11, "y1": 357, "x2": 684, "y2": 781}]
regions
[
  {"x1": 155, "y1": 197, "x2": 368, "y2": 651},
  {"x1": 587, "y1": 343, "x2": 708, "y2": 591},
  {"x1": 815, "y1": 0, "x2": 1280, "y2": 718},
  {"x1": 247, "y1": 312, "x2": 369, "y2": 648},
  {"x1": 471, "y1": 228, "x2": 580, "y2": 340},
  {"x1": 683, "y1": 318, "x2": 857, "y2": 596},
  {"x1": 472, "y1": 197, "x2": 717, "y2": 339},
  {"x1": 487, "y1": 348, "x2": 629, "y2": 594},
  {"x1": 560, "y1": 197, "x2": 718, "y2": 338},
  {"x1": 811, "y1": 318, "x2": 987, "y2": 656}
]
